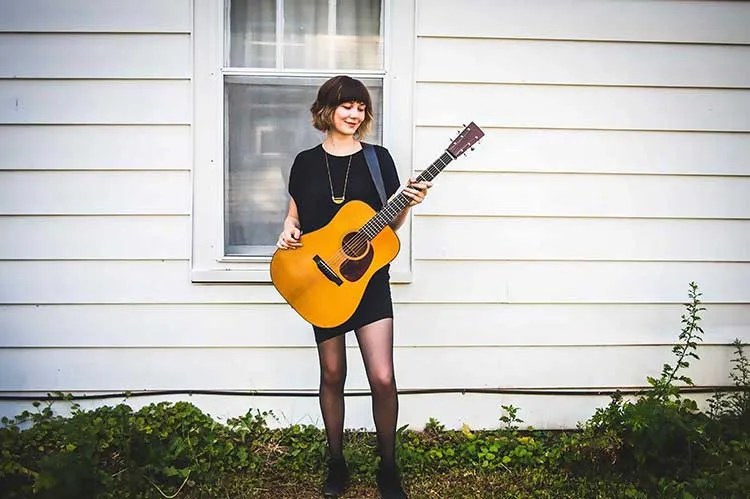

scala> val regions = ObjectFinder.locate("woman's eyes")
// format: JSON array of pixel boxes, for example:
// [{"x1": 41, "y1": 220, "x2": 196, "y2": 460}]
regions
[{"x1": 342, "y1": 104, "x2": 366, "y2": 112}]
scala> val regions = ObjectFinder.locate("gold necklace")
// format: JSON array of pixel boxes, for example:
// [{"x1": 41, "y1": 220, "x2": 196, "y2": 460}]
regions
[{"x1": 324, "y1": 149, "x2": 353, "y2": 205}]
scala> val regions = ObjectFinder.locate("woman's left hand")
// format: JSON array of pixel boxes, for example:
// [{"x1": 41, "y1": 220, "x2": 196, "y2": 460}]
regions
[{"x1": 404, "y1": 177, "x2": 433, "y2": 206}]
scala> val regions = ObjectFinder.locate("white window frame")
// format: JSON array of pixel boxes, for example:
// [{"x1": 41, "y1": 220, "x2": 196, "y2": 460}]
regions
[{"x1": 191, "y1": 0, "x2": 416, "y2": 283}]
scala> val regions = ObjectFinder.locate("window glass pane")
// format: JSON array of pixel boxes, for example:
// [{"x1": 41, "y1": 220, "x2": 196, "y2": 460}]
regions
[
  {"x1": 228, "y1": 0, "x2": 382, "y2": 69},
  {"x1": 336, "y1": 0, "x2": 380, "y2": 37},
  {"x1": 224, "y1": 76, "x2": 383, "y2": 256},
  {"x1": 284, "y1": 0, "x2": 382, "y2": 70},
  {"x1": 228, "y1": 0, "x2": 276, "y2": 68}
]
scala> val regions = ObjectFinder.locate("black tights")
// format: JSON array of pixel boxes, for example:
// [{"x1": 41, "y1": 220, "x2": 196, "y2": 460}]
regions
[{"x1": 316, "y1": 318, "x2": 398, "y2": 468}]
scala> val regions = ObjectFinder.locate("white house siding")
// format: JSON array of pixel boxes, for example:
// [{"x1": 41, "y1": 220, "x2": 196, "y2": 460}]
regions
[
  {"x1": 408, "y1": 0, "x2": 750, "y2": 428},
  {"x1": 1, "y1": 0, "x2": 749, "y2": 431}
]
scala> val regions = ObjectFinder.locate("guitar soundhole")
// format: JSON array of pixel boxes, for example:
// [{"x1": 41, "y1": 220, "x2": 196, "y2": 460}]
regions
[{"x1": 341, "y1": 232, "x2": 369, "y2": 259}]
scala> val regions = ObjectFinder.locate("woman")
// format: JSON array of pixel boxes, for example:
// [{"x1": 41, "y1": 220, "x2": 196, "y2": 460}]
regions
[{"x1": 276, "y1": 75, "x2": 431, "y2": 499}]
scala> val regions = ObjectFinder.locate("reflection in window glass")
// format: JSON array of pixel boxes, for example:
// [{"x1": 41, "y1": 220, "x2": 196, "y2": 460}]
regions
[
  {"x1": 228, "y1": 0, "x2": 276, "y2": 68},
  {"x1": 228, "y1": 0, "x2": 382, "y2": 70},
  {"x1": 284, "y1": 0, "x2": 381, "y2": 70}
]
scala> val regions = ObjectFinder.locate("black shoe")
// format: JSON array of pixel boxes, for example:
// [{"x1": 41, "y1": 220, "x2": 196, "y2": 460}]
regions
[
  {"x1": 376, "y1": 464, "x2": 407, "y2": 499},
  {"x1": 322, "y1": 456, "x2": 350, "y2": 498}
]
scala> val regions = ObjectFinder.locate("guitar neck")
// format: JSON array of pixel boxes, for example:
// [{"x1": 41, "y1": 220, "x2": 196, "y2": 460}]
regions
[{"x1": 361, "y1": 151, "x2": 454, "y2": 238}]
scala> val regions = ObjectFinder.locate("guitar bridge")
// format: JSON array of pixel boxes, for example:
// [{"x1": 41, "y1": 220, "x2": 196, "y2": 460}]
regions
[{"x1": 313, "y1": 255, "x2": 343, "y2": 286}]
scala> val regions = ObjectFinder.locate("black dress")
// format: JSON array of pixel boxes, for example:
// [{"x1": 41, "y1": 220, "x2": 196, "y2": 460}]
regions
[{"x1": 288, "y1": 143, "x2": 401, "y2": 343}]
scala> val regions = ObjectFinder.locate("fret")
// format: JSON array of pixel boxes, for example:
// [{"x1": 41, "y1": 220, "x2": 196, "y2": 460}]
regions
[
  {"x1": 357, "y1": 121, "x2": 484, "y2": 241},
  {"x1": 359, "y1": 152, "x2": 454, "y2": 240},
  {"x1": 417, "y1": 152, "x2": 453, "y2": 183}
]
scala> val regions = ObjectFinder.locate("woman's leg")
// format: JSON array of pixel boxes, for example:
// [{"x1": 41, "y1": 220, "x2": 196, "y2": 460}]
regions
[
  {"x1": 355, "y1": 318, "x2": 398, "y2": 468},
  {"x1": 316, "y1": 334, "x2": 347, "y2": 458}
]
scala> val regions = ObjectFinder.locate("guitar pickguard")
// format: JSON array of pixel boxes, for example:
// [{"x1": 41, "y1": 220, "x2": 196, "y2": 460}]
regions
[{"x1": 339, "y1": 245, "x2": 374, "y2": 282}]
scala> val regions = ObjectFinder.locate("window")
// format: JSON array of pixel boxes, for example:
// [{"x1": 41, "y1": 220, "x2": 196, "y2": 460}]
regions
[
  {"x1": 193, "y1": 0, "x2": 415, "y2": 282},
  {"x1": 225, "y1": 0, "x2": 384, "y2": 256}
]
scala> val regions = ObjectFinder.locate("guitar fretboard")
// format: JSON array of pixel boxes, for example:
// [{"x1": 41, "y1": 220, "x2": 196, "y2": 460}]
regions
[{"x1": 359, "y1": 151, "x2": 454, "y2": 240}]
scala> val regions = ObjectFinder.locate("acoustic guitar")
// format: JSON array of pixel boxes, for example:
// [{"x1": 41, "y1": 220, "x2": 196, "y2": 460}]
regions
[{"x1": 271, "y1": 122, "x2": 485, "y2": 328}]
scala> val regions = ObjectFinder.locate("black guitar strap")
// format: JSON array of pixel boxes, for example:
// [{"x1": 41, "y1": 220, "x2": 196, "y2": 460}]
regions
[{"x1": 362, "y1": 142, "x2": 387, "y2": 208}]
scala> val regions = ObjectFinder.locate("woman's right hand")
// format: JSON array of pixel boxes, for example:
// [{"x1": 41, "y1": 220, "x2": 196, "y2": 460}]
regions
[{"x1": 276, "y1": 226, "x2": 303, "y2": 250}]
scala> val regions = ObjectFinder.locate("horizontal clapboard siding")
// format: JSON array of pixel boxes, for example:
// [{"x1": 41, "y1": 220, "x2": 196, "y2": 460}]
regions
[
  {"x1": 417, "y1": 84, "x2": 750, "y2": 131},
  {"x1": 0, "y1": 80, "x2": 191, "y2": 124},
  {"x1": 0, "y1": 0, "x2": 191, "y2": 33},
  {"x1": 418, "y1": 38, "x2": 750, "y2": 88},
  {"x1": 0, "y1": 216, "x2": 190, "y2": 260},
  {"x1": 0, "y1": 125, "x2": 191, "y2": 170},
  {"x1": 3, "y1": 171, "x2": 748, "y2": 218},
  {"x1": 1, "y1": 303, "x2": 747, "y2": 347},
  {"x1": 0, "y1": 171, "x2": 190, "y2": 214},
  {"x1": 404, "y1": 0, "x2": 750, "y2": 429},
  {"x1": 0, "y1": 345, "x2": 734, "y2": 391},
  {"x1": 417, "y1": 0, "x2": 750, "y2": 43},
  {"x1": 4, "y1": 216, "x2": 748, "y2": 263},
  {"x1": 1, "y1": 260, "x2": 749, "y2": 304},
  {"x1": 415, "y1": 128, "x2": 750, "y2": 175},
  {"x1": 0, "y1": 34, "x2": 191, "y2": 78},
  {"x1": 419, "y1": 173, "x2": 750, "y2": 218},
  {"x1": 1, "y1": 0, "x2": 748, "y2": 432},
  {"x1": 414, "y1": 217, "x2": 750, "y2": 261}
]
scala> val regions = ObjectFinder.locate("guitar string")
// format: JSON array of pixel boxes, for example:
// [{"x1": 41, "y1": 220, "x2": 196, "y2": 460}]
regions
[
  {"x1": 324, "y1": 155, "x2": 448, "y2": 268},
  {"x1": 296, "y1": 126, "x2": 481, "y2": 284},
  {"x1": 321, "y1": 153, "x2": 453, "y2": 271},
  {"x1": 323, "y1": 147, "x2": 386, "y2": 265},
  {"x1": 324, "y1": 152, "x2": 452, "y2": 267},
  {"x1": 324, "y1": 190, "x2": 411, "y2": 269}
]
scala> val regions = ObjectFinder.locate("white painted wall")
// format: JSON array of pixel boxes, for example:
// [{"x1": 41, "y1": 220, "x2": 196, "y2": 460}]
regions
[{"x1": 1, "y1": 0, "x2": 749, "y2": 430}]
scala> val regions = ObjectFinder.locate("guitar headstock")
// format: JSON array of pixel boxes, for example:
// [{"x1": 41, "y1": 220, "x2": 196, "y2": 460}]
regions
[{"x1": 446, "y1": 122, "x2": 485, "y2": 158}]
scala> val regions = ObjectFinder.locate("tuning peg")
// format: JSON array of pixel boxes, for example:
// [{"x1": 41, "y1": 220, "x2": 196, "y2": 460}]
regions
[{"x1": 470, "y1": 147, "x2": 475, "y2": 151}]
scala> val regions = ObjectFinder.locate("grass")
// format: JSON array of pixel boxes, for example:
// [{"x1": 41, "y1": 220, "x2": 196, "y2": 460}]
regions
[{"x1": 181, "y1": 468, "x2": 645, "y2": 499}]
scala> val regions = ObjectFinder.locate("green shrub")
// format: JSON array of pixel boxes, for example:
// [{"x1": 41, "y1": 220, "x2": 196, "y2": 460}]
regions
[
  {"x1": 0, "y1": 402, "x2": 274, "y2": 498},
  {"x1": 563, "y1": 282, "x2": 750, "y2": 497}
]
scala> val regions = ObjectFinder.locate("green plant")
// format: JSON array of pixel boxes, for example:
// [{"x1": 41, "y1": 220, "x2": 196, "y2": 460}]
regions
[
  {"x1": 498, "y1": 404, "x2": 523, "y2": 433},
  {"x1": 423, "y1": 417, "x2": 445, "y2": 434},
  {"x1": 646, "y1": 282, "x2": 705, "y2": 401},
  {"x1": 571, "y1": 284, "x2": 705, "y2": 482},
  {"x1": 707, "y1": 339, "x2": 750, "y2": 424},
  {"x1": 0, "y1": 401, "x2": 275, "y2": 498}
]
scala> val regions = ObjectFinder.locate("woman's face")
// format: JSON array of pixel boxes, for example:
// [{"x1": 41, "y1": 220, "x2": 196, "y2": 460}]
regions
[{"x1": 331, "y1": 101, "x2": 366, "y2": 137}]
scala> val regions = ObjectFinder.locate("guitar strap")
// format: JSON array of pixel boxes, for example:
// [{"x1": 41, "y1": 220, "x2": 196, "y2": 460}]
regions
[{"x1": 362, "y1": 142, "x2": 387, "y2": 208}]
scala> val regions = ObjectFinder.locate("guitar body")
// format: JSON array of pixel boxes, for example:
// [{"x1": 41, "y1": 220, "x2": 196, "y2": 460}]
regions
[{"x1": 270, "y1": 200, "x2": 400, "y2": 328}]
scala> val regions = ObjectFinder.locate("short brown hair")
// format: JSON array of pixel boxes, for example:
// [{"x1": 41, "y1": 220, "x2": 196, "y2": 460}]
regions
[{"x1": 310, "y1": 75, "x2": 374, "y2": 139}]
